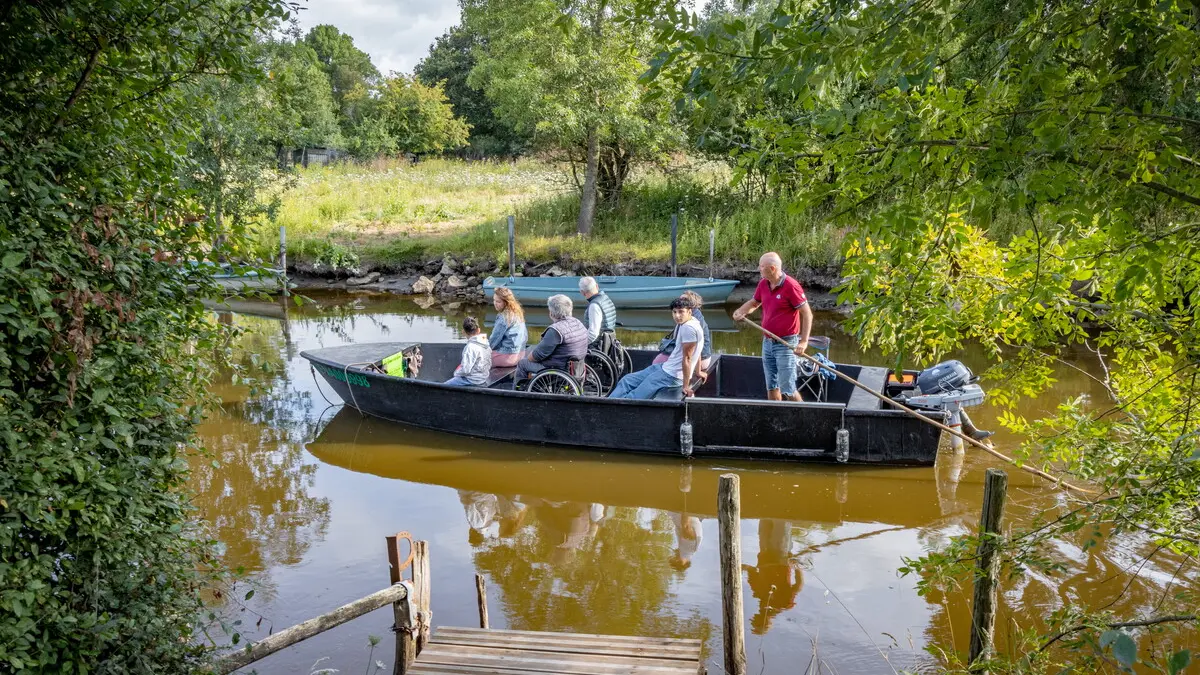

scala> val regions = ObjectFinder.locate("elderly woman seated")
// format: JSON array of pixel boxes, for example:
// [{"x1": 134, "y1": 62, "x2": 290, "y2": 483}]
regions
[{"x1": 513, "y1": 294, "x2": 589, "y2": 389}]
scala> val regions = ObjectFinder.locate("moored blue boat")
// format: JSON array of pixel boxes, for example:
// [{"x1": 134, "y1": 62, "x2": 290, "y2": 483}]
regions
[{"x1": 483, "y1": 275, "x2": 738, "y2": 308}]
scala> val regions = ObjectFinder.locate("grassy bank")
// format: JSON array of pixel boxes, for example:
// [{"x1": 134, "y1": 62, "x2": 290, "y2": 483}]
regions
[{"x1": 262, "y1": 158, "x2": 844, "y2": 273}]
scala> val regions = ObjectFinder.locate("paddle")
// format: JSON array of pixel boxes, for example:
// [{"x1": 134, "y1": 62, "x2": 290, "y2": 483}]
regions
[{"x1": 737, "y1": 316, "x2": 1094, "y2": 495}]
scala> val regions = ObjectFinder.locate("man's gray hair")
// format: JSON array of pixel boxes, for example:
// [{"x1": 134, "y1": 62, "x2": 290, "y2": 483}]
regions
[
  {"x1": 547, "y1": 294, "x2": 573, "y2": 321},
  {"x1": 578, "y1": 276, "x2": 598, "y2": 294},
  {"x1": 760, "y1": 251, "x2": 783, "y2": 269}
]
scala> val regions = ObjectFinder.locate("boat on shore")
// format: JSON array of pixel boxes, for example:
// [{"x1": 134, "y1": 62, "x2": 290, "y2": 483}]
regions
[
  {"x1": 483, "y1": 275, "x2": 739, "y2": 308},
  {"x1": 301, "y1": 341, "x2": 948, "y2": 465},
  {"x1": 486, "y1": 306, "x2": 738, "y2": 333},
  {"x1": 184, "y1": 261, "x2": 288, "y2": 295}
]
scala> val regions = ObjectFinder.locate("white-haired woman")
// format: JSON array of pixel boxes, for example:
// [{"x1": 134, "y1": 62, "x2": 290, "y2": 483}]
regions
[{"x1": 512, "y1": 294, "x2": 589, "y2": 388}]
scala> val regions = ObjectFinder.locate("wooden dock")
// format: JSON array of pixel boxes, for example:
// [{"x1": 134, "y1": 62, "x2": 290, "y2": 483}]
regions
[{"x1": 407, "y1": 626, "x2": 705, "y2": 674}]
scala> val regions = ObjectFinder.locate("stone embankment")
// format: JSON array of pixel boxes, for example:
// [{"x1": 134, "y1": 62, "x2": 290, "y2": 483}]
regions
[{"x1": 289, "y1": 254, "x2": 846, "y2": 310}]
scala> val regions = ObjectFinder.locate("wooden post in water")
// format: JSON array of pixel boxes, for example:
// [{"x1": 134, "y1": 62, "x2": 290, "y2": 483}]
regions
[
  {"x1": 718, "y1": 474, "x2": 747, "y2": 675},
  {"x1": 386, "y1": 534, "x2": 416, "y2": 675},
  {"x1": 475, "y1": 574, "x2": 489, "y2": 629},
  {"x1": 414, "y1": 540, "x2": 432, "y2": 653},
  {"x1": 968, "y1": 469, "x2": 1008, "y2": 672},
  {"x1": 507, "y1": 215, "x2": 516, "y2": 279},
  {"x1": 279, "y1": 224, "x2": 288, "y2": 297},
  {"x1": 670, "y1": 213, "x2": 679, "y2": 277}
]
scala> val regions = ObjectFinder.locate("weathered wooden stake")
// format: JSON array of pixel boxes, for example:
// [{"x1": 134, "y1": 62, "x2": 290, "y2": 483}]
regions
[
  {"x1": 507, "y1": 215, "x2": 516, "y2": 279},
  {"x1": 386, "y1": 534, "x2": 416, "y2": 675},
  {"x1": 968, "y1": 469, "x2": 1008, "y2": 672},
  {"x1": 718, "y1": 473, "x2": 747, "y2": 675},
  {"x1": 279, "y1": 225, "x2": 289, "y2": 298},
  {"x1": 414, "y1": 540, "x2": 432, "y2": 653},
  {"x1": 475, "y1": 574, "x2": 489, "y2": 629},
  {"x1": 670, "y1": 213, "x2": 679, "y2": 278}
]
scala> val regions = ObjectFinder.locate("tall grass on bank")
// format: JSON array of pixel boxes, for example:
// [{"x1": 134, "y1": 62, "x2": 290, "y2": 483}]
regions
[{"x1": 266, "y1": 159, "x2": 844, "y2": 272}]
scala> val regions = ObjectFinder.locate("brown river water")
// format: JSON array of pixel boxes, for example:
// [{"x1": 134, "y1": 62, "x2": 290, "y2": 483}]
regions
[{"x1": 194, "y1": 290, "x2": 1195, "y2": 674}]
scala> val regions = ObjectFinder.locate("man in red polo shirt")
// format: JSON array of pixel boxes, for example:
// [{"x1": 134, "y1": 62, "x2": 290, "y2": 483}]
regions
[{"x1": 732, "y1": 252, "x2": 813, "y2": 401}]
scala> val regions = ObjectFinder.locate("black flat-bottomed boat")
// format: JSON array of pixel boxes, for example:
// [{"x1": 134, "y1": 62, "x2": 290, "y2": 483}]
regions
[{"x1": 302, "y1": 341, "x2": 951, "y2": 465}]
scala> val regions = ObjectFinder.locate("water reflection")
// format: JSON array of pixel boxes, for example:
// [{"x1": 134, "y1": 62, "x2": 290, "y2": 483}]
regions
[{"x1": 192, "y1": 291, "x2": 1199, "y2": 674}]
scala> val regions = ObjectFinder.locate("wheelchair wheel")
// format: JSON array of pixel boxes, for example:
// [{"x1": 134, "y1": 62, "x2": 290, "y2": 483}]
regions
[
  {"x1": 614, "y1": 344, "x2": 633, "y2": 377},
  {"x1": 586, "y1": 350, "x2": 618, "y2": 395},
  {"x1": 580, "y1": 366, "x2": 604, "y2": 397},
  {"x1": 527, "y1": 370, "x2": 581, "y2": 396}
]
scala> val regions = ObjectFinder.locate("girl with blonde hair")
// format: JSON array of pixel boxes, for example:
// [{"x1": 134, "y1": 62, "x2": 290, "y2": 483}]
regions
[{"x1": 488, "y1": 286, "x2": 528, "y2": 367}]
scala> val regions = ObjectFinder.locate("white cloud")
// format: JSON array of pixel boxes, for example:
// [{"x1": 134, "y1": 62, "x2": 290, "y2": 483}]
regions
[{"x1": 293, "y1": 0, "x2": 461, "y2": 75}]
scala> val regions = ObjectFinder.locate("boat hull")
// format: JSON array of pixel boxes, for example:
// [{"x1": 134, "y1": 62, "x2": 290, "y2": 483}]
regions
[
  {"x1": 302, "y1": 343, "x2": 945, "y2": 465},
  {"x1": 484, "y1": 275, "x2": 739, "y2": 308}
]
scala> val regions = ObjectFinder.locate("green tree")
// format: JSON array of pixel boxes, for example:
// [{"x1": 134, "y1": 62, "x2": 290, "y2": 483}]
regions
[
  {"x1": 642, "y1": 0, "x2": 1200, "y2": 670},
  {"x1": 416, "y1": 24, "x2": 531, "y2": 156},
  {"x1": 186, "y1": 70, "x2": 283, "y2": 261},
  {"x1": 304, "y1": 24, "x2": 381, "y2": 126},
  {"x1": 263, "y1": 39, "x2": 342, "y2": 162},
  {"x1": 0, "y1": 0, "x2": 287, "y2": 671},
  {"x1": 465, "y1": 0, "x2": 683, "y2": 234},
  {"x1": 375, "y1": 74, "x2": 471, "y2": 155}
]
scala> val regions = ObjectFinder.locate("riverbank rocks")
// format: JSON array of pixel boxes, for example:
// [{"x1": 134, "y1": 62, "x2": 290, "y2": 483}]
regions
[
  {"x1": 347, "y1": 271, "x2": 380, "y2": 286},
  {"x1": 412, "y1": 275, "x2": 435, "y2": 294},
  {"x1": 445, "y1": 274, "x2": 466, "y2": 289},
  {"x1": 439, "y1": 256, "x2": 457, "y2": 277}
]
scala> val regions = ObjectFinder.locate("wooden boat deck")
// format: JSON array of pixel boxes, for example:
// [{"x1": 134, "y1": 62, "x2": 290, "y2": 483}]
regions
[{"x1": 408, "y1": 626, "x2": 705, "y2": 674}]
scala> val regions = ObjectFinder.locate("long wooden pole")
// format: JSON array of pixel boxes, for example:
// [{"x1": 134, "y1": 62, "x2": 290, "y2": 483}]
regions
[
  {"x1": 969, "y1": 469, "x2": 1008, "y2": 671},
  {"x1": 475, "y1": 574, "x2": 489, "y2": 629},
  {"x1": 737, "y1": 317, "x2": 1093, "y2": 495},
  {"x1": 213, "y1": 584, "x2": 409, "y2": 675},
  {"x1": 717, "y1": 474, "x2": 747, "y2": 675}
]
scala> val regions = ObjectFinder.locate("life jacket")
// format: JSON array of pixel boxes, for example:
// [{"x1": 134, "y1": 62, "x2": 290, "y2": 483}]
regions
[
  {"x1": 543, "y1": 317, "x2": 588, "y2": 369},
  {"x1": 587, "y1": 291, "x2": 617, "y2": 333}
]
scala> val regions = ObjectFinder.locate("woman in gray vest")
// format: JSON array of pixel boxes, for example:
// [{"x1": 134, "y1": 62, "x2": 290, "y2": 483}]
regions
[
  {"x1": 513, "y1": 294, "x2": 589, "y2": 388},
  {"x1": 578, "y1": 276, "x2": 617, "y2": 346}
]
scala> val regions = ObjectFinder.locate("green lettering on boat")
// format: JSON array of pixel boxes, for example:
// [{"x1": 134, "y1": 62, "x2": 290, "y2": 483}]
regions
[{"x1": 318, "y1": 364, "x2": 371, "y2": 388}]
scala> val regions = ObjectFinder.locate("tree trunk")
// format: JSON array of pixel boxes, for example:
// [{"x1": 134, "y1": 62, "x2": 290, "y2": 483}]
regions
[
  {"x1": 577, "y1": 126, "x2": 599, "y2": 236},
  {"x1": 597, "y1": 144, "x2": 631, "y2": 207}
]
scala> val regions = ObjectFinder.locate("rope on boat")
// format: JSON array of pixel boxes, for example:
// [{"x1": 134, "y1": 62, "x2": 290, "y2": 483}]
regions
[
  {"x1": 738, "y1": 317, "x2": 1095, "y2": 495},
  {"x1": 311, "y1": 364, "x2": 341, "y2": 408},
  {"x1": 341, "y1": 361, "x2": 376, "y2": 415}
]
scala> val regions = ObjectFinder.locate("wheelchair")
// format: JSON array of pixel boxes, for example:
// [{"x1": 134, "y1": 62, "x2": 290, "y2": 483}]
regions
[
  {"x1": 522, "y1": 356, "x2": 605, "y2": 397},
  {"x1": 585, "y1": 331, "x2": 632, "y2": 395}
]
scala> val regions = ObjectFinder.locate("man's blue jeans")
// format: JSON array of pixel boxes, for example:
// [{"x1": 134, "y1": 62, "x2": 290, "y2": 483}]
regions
[
  {"x1": 609, "y1": 364, "x2": 683, "y2": 400},
  {"x1": 762, "y1": 335, "x2": 799, "y2": 396}
]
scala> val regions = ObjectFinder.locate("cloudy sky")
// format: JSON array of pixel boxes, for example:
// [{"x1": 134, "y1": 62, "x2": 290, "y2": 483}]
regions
[{"x1": 294, "y1": 0, "x2": 460, "y2": 76}]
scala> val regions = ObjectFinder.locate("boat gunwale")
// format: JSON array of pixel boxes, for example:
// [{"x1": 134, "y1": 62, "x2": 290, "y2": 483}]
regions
[
  {"x1": 301, "y1": 344, "x2": 922, "y2": 416},
  {"x1": 482, "y1": 277, "x2": 738, "y2": 294}
]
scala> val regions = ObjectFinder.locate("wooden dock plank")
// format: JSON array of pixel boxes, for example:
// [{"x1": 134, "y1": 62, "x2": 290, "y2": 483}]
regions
[
  {"x1": 433, "y1": 626, "x2": 703, "y2": 648},
  {"x1": 431, "y1": 627, "x2": 701, "y2": 659},
  {"x1": 417, "y1": 643, "x2": 697, "y2": 672},
  {"x1": 409, "y1": 626, "x2": 704, "y2": 675}
]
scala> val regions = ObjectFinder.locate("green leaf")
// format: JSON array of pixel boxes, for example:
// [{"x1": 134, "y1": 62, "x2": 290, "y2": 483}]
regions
[
  {"x1": 2, "y1": 251, "x2": 25, "y2": 269},
  {"x1": 1101, "y1": 631, "x2": 1137, "y2": 669},
  {"x1": 1169, "y1": 650, "x2": 1190, "y2": 675},
  {"x1": 244, "y1": 589, "x2": 255, "y2": 601}
]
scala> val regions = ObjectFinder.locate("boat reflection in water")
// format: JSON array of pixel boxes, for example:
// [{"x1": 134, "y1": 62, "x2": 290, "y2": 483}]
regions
[{"x1": 307, "y1": 409, "x2": 974, "y2": 642}]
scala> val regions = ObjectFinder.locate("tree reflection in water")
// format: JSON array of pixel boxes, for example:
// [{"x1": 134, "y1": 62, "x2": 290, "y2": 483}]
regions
[
  {"x1": 191, "y1": 315, "x2": 332, "y2": 608},
  {"x1": 465, "y1": 491, "x2": 713, "y2": 644}
]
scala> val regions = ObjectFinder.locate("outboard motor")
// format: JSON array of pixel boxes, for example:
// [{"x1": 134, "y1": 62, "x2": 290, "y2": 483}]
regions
[
  {"x1": 915, "y1": 359, "x2": 976, "y2": 395},
  {"x1": 896, "y1": 360, "x2": 987, "y2": 449}
]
